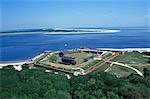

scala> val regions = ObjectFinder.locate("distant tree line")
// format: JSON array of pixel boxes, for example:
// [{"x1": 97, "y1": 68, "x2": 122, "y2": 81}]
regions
[{"x1": 0, "y1": 65, "x2": 150, "y2": 99}]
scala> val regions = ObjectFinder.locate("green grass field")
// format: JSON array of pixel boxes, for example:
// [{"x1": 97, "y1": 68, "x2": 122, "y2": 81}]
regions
[
  {"x1": 111, "y1": 51, "x2": 149, "y2": 64},
  {"x1": 48, "y1": 55, "x2": 58, "y2": 63},
  {"x1": 82, "y1": 60, "x2": 101, "y2": 70},
  {"x1": 107, "y1": 65, "x2": 136, "y2": 77},
  {"x1": 92, "y1": 52, "x2": 150, "y2": 77},
  {"x1": 92, "y1": 63, "x2": 110, "y2": 73},
  {"x1": 109, "y1": 51, "x2": 150, "y2": 77},
  {"x1": 101, "y1": 52, "x2": 112, "y2": 59},
  {"x1": 111, "y1": 52, "x2": 149, "y2": 67}
]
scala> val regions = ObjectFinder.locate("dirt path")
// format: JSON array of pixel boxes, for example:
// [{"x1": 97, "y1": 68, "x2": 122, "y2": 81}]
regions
[{"x1": 107, "y1": 61, "x2": 144, "y2": 77}]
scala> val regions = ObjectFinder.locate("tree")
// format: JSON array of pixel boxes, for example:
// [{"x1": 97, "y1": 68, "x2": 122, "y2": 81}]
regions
[
  {"x1": 143, "y1": 68, "x2": 150, "y2": 77},
  {"x1": 107, "y1": 91, "x2": 120, "y2": 99}
]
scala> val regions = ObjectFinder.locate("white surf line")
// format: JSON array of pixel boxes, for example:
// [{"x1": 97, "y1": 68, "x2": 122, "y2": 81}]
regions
[
  {"x1": 0, "y1": 52, "x2": 47, "y2": 67},
  {"x1": 0, "y1": 61, "x2": 32, "y2": 67},
  {"x1": 100, "y1": 48, "x2": 150, "y2": 52},
  {"x1": 107, "y1": 61, "x2": 143, "y2": 77}
]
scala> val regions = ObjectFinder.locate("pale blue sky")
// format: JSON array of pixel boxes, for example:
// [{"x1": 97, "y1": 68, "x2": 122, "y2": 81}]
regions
[{"x1": 1, "y1": 0, "x2": 149, "y2": 31}]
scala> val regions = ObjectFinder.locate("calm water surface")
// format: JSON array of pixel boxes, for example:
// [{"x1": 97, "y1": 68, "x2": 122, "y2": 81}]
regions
[{"x1": 1, "y1": 27, "x2": 150, "y2": 62}]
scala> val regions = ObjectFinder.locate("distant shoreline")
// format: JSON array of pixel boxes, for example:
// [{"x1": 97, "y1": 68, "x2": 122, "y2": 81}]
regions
[
  {"x1": 43, "y1": 30, "x2": 121, "y2": 34},
  {"x1": 0, "y1": 29, "x2": 121, "y2": 36}
]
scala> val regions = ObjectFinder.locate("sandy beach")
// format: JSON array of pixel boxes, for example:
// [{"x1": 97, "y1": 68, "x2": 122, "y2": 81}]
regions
[{"x1": 0, "y1": 29, "x2": 121, "y2": 36}]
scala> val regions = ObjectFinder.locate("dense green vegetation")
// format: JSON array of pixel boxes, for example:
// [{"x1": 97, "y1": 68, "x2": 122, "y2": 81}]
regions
[
  {"x1": 0, "y1": 66, "x2": 71, "y2": 99},
  {"x1": 0, "y1": 65, "x2": 150, "y2": 99},
  {"x1": 71, "y1": 67, "x2": 150, "y2": 99}
]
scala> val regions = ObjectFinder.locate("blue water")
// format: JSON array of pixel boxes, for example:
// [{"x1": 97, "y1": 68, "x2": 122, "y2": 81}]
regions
[{"x1": 0, "y1": 27, "x2": 150, "y2": 62}]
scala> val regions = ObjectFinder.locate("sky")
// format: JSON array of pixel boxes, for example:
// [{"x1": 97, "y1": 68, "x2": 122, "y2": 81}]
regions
[{"x1": 1, "y1": 0, "x2": 149, "y2": 31}]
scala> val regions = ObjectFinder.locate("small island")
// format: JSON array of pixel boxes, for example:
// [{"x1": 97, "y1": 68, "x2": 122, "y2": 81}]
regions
[{"x1": 0, "y1": 28, "x2": 121, "y2": 35}]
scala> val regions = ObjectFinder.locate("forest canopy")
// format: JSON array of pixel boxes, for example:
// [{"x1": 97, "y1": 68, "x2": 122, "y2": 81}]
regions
[{"x1": 0, "y1": 66, "x2": 150, "y2": 99}]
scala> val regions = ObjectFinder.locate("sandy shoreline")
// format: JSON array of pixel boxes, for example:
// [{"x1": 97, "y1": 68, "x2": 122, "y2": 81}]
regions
[
  {"x1": 43, "y1": 30, "x2": 120, "y2": 34},
  {"x1": 0, "y1": 48, "x2": 149, "y2": 67},
  {"x1": 0, "y1": 59, "x2": 31, "y2": 64},
  {"x1": 0, "y1": 29, "x2": 121, "y2": 36},
  {"x1": 0, "y1": 60, "x2": 30, "y2": 67}
]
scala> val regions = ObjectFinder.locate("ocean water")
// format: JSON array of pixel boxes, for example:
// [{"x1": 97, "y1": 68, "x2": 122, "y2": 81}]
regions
[{"x1": 0, "y1": 27, "x2": 150, "y2": 63}]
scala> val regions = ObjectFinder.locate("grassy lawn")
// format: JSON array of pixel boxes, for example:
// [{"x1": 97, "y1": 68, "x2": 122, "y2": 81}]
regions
[
  {"x1": 111, "y1": 51, "x2": 149, "y2": 64},
  {"x1": 94, "y1": 51, "x2": 148, "y2": 77},
  {"x1": 107, "y1": 65, "x2": 136, "y2": 77},
  {"x1": 93, "y1": 63, "x2": 110, "y2": 73},
  {"x1": 110, "y1": 51, "x2": 150, "y2": 75},
  {"x1": 101, "y1": 52, "x2": 112, "y2": 59},
  {"x1": 65, "y1": 52, "x2": 92, "y2": 64},
  {"x1": 48, "y1": 55, "x2": 58, "y2": 63},
  {"x1": 82, "y1": 60, "x2": 101, "y2": 70},
  {"x1": 127, "y1": 64, "x2": 149, "y2": 72},
  {"x1": 35, "y1": 55, "x2": 46, "y2": 63}
]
